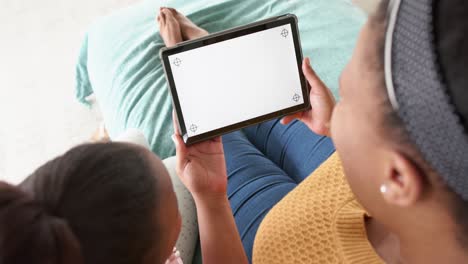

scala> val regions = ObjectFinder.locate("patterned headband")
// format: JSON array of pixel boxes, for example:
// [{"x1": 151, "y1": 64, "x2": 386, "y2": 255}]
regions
[{"x1": 384, "y1": 0, "x2": 468, "y2": 200}]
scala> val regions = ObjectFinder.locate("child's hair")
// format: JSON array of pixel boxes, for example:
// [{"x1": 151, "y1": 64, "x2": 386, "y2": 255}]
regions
[
  {"x1": 0, "y1": 143, "x2": 160, "y2": 264},
  {"x1": 371, "y1": 0, "x2": 468, "y2": 248}
]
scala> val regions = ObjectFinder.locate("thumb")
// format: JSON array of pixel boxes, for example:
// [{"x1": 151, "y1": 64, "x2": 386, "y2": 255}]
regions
[
  {"x1": 302, "y1": 58, "x2": 333, "y2": 99},
  {"x1": 171, "y1": 134, "x2": 189, "y2": 174}
]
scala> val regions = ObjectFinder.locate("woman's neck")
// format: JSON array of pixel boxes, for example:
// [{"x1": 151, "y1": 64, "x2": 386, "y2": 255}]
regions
[
  {"x1": 366, "y1": 216, "x2": 468, "y2": 264},
  {"x1": 366, "y1": 216, "x2": 402, "y2": 264}
]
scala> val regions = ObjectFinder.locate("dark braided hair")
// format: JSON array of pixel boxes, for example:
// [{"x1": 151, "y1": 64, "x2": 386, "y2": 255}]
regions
[{"x1": 0, "y1": 142, "x2": 161, "y2": 263}]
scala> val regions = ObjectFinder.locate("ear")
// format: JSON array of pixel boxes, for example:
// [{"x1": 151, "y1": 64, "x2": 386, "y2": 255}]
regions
[{"x1": 381, "y1": 152, "x2": 425, "y2": 207}]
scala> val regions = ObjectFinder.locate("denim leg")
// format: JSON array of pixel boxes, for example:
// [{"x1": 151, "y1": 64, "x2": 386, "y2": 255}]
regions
[
  {"x1": 222, "y1": 131, "x2": 297, "y2": 262},
  {"x1": 243, "y1": 119, "x2": 335, "y2": 183}
]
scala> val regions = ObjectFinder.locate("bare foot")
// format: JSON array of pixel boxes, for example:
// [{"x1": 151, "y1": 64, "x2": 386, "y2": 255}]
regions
[
  {"x1": 162, "y1": 7, "x2": 209, "y2": 40},
  {"x1": 157, "y1": 8, "x2": 183, "y2": 47}
]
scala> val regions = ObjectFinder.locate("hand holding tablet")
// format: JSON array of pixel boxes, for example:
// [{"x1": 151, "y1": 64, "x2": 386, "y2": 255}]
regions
[
  {"x1": 161, "y1": 14, "x2": 310, "y2": 145},
  {"x1": 280, "y1": 57, "x2": 336, "y2": 137}
]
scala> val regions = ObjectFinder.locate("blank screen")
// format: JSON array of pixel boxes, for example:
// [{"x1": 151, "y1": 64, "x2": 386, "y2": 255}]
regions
[{"x1": 169, "y1": 24, "x2": 304, "y2": 137}]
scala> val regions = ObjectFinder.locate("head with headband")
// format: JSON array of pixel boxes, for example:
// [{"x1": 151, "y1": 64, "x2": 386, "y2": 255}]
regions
[{"x1": 330, "y1": 0, "x2": 468, "y2": 252}]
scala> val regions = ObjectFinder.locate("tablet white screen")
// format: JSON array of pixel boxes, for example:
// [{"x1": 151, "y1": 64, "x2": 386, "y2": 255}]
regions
[{"x1": 168, "y1": 24, "x2": 304, "y2": 137}]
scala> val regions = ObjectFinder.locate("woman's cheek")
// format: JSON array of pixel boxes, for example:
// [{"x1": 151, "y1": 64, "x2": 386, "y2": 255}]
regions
[
  {"x1": 330, "y1": 101, "x2": 354, "y2": 159},
  {"x1": 330, "y1": 102, "x2": 344, "y2": 143}
]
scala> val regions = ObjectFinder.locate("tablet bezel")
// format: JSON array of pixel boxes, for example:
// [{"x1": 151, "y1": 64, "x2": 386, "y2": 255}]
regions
[{"x1": 161, "y1": 14, "x2": 309, "y2": 145}]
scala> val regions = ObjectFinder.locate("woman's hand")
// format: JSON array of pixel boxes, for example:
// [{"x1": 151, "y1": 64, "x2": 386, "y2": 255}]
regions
[
  {"x1": 281, "y1": 57, "x2": 336, "y2": 137},
  {"x1": 171, "y1": 111, "x2": 227, "y2": 200}
]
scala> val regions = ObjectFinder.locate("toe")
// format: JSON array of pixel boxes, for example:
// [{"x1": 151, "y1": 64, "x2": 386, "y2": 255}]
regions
[
  {"x1": 167, "y1": 7, "x2": 178, "y2": 15},
  {"x1": 162, "y1": 8, "x2": 171, "y2": 15},
  {"x1": 162, "y1": 8, "x2": 174, "y2": 21},
  {"x1": 160, "y1": 11, "x2": 166, "y2": 24}
]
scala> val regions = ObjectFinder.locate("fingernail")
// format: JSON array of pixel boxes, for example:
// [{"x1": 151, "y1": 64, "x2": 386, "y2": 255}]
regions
[
  {"x1": 306, "y1": 57, "x2": 311, "y2": 66},
  {"x1": 171, "y1": 135, "x2": 177, "y2": 144}
]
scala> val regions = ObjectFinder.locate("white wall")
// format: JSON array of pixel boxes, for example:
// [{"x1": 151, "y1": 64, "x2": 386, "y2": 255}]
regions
[{"x1": 0, "y1": 0, "x2": 138, "y2": 184}]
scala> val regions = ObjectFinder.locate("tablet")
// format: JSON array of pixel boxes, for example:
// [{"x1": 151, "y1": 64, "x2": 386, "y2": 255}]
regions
[{"x1": 161, "y1": 14, "x2": 309, "y2": 145}]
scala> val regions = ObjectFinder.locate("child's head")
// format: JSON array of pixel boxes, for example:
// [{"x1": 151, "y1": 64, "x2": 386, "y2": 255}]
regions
[
  {"x1": 0, "y1": 142, "x2": 181, "y2": 264},
  {"x1": 332, "y1": 0, "x2": 468, "y2": 249}
]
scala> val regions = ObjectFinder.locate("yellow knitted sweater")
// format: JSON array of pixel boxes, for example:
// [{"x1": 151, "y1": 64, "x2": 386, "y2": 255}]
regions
[{"x1": 253, "y1": 153, "x2": 384, "y2": 264}]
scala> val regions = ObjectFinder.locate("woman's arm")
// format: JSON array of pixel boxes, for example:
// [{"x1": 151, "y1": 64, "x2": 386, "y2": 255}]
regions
[{"x1": 171, "y1": 113, "x2": 248, "y2": 264}]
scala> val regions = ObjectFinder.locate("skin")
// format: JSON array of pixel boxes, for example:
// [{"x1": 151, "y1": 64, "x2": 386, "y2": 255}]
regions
[{"x1": 157, "y1": 8, "x2": 208, "y2": 46}]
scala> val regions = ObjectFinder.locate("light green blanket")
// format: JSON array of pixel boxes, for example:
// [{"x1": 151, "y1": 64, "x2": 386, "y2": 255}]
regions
[{"x1": 76, "y1": 0, "x2": 365, "y2": 159}]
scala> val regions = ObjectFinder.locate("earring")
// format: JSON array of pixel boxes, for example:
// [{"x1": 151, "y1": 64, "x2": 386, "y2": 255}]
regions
[{"x1": 380, "y1": 185, "x2": 387, "y2": 194}]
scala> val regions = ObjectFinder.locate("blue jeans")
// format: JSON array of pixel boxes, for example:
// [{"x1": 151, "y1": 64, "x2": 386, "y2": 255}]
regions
[{"x1": 222, "y1": 119, "x2": 335, "y2": 261}]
